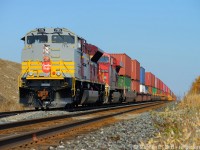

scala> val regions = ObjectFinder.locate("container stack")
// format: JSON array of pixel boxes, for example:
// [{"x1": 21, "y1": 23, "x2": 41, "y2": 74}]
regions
[
  {"x1": 110, "y1": 53, "x2": 176, "y2": 101},
  {"x1": 159, "y1": 80, "x2": 163, "y2": 95},
  {"x1": 145, "y1": 72, "x2": 155, "y2": 95},
  {"x1": 139, "y1": 67, "x2": 147, "y2": 94},
  {"x1": 131, "y1": 59, "x2": 140, "y2": 93},
  {"x1": 155, "y1": 77, "x2": 160, "y2": 95},
  {"x1": 110, "y1": 53, "x2": 132, "y2": 91}
]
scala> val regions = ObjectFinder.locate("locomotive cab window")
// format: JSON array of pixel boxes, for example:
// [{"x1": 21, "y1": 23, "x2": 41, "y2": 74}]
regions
[
  {"x1": 99, "y1": 56, "x2": 109, "y2": 63},
  {"x1": 27, "y1": 35, "x2": 48, "y2": 44},
  {"x1": 52, "y1": 35, "x2": 75, "y2": 43}
]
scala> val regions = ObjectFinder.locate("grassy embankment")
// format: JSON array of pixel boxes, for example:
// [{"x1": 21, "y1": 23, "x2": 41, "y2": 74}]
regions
[
  {"x1": 142, "y1": 77, "x2": 200, "y2": 148},
  {"x1": 0, "y1": 59, "x2": 23, "y2": 112}
]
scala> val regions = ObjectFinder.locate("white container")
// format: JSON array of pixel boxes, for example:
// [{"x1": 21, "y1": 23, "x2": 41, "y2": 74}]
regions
[{"x1": 140, "y1": 84, "x2": 147, "y2": 94}]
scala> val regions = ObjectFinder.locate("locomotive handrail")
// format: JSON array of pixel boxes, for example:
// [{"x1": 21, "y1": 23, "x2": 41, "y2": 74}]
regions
[{"x1": 72, "y1": 77, "x2": 76, "y2": 97}]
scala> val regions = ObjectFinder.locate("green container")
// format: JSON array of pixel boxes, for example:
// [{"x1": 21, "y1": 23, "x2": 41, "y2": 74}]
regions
[
  {"x1": 118, "y1": 76, "x2": 131, "y2": 91},
  {"x1": 152, "y1": 87, "x2": 157, "y2": 95}
]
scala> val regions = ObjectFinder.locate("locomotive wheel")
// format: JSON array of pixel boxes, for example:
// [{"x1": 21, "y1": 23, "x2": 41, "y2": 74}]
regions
[{"x1": 35, "y1": 107, "x2": 39, "y2": 111}]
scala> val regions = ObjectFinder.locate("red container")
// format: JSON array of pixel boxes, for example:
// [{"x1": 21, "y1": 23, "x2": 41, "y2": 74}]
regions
[
  {"x1": 158, "y1": 78, "x2": 161, "y2": 89},
  {"x1": 131, "y1": 59, "x2": 140, "y2": 80},
  {"x1": 152, "y1": 74, "x2": 155, "y2": 87},
  {"x1": 131, "y1": 80, "x2": 140, "y2": 93},
  {"x1": 163, "y1": 83, "x2": 166, "y2": 92},
  {"x1": 159, "y1": 80, "x2": 163, "y2": 91},
  {"x1": 167, "y1": 86, "x2": 170, "y2": 94},
  {"x1": 155, "y1": 77, "x2": 158, "y2": 88},
  {"x1": 110, "y1": 53, "x2": 131, "y2": 77},
  {"x1": 147, "y1": 86, "x2": 152, "y2": 94},
  {"x1": 145, "y1": 72, "x2": 155, "y2": 87}
]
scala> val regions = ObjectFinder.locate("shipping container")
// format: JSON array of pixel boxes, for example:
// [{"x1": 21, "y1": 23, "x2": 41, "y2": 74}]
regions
[
  {"x1": 145, "y1": 86, "x2": 148, "y2": 93},
  {"x1": 110, "y1": 53, "x2": 132, "y2": 77},
  {"x1": 152, "y1": 87, "x2": 157, "y2": 95},
  {"x1": 140, "y1": 67, "x2": 145, "y2": 85},
  {"x1": 117, "y1": 76, "x2": 131, "y2": 91},
  {"x1": 140, "y1": 84, "x2": 148, "y2": 94},
  {"x1": 152, "y1": 74, "x2": 155, "y2": 87},
  {"x1": 147, "y1": 86, "x2": 152, "y2": 94},
  {"x1": 157, "y1": 89, "x2": 161, "y2": 94},
  {"x1": 159, "y1": 80, "x2": 163, "y2": 91},
  {"x1": 131, "y1": 80, "x2": 140, "y2": 92},
  {"x1": 145, "y1": 72, "x2": 155, "y2": 87},
  {"x1": 131, "y1": 59, "x2": 140, "y2": 80},
  {"x1": 163, "y1": 83, "x2": 166, "y2": 92},
  {"x1": 155, "y1": 77, "x2": 160, "y2": 89}
]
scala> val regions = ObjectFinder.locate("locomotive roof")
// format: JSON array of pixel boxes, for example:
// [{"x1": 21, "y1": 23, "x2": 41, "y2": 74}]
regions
[{"x1": 21, "y1": 27, "x2": 83, "y2": 40}]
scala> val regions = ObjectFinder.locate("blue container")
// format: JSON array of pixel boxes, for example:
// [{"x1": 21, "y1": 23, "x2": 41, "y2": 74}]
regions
[{"x1": 140, "y1": 67, "x2": 145, "y2": 85}]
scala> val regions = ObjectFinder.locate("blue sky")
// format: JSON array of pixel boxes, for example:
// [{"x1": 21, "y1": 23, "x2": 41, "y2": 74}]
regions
[{"x1": 0, "y1": 0, "x2": 200, "y2": 98}]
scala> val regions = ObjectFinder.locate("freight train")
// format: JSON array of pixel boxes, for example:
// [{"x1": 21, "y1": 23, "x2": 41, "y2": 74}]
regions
[{"x1": 19, "y1": 28, "x2": 176, "y2": 110}]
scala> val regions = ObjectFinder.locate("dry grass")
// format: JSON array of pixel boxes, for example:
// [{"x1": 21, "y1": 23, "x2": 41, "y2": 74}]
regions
[
  {"x1": 0, "y1": 58, "x2": 23, "y2": 112},
  {"x1": 140, "y1": 77, "x2": 200, "y2": 149},
  {"x1": 0, "y1": 100, "x2": 24, "y2": 112},
  {"x1": 140, "y1": 94, "x2": 200, "y2": 149}
]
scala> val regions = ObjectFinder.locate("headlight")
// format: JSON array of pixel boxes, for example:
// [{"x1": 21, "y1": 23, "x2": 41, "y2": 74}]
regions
[
  {"x1": 28, "y1": 72, "x2": 33, "y2": 76},
  {"x1": 56, "y1": 71, "x2": 61, "y2": 76}
]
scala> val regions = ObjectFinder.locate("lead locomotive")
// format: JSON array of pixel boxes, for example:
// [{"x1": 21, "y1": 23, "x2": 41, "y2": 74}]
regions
[{"x1": 19, "y1": 28, "x2": 127, "y2": 110}]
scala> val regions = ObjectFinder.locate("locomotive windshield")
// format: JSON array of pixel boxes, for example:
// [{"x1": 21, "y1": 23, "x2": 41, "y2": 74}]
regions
[
  {"x1": 52, "y1": 35, "x2": 75, "y2": 43},
  {"x1": 27, "y1": 35, "x2": 48, "y2": 44},
  {"x1": 98, "y1": 56, "x2": 109, "y2": 63}
]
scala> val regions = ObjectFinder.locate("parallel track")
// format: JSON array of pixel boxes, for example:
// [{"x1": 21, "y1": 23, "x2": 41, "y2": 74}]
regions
[
  {"x1": 0, "y1": 100, "x2": 157, "y2": 119},
  {"x1": 0, "y1": 110, "x2": 36, "y2": 119},
  {"x1": 0, "y1": 101, "x2": 167, "y2": 149}
]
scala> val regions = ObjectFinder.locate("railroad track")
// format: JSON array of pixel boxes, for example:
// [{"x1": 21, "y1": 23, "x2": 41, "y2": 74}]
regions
[
  {"x1": 0, "y1": 101, "x2": 167, "y2": 149},
  {"x1": 0, "y1": 101, "x2": 155, "y2": 119},
  {"x1": 0, "y1": 110, "x2": 36, "y2": 119}
]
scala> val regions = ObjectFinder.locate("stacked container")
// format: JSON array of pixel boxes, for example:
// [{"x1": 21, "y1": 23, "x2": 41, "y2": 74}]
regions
[
  {"x1": 140, "y1": 67, "x2": 145, "y2": 85},
  {"x1": 131, "y1": 59, "x2": 140, "y2": 93},
  {"x1": 110, "y1": 53, "x2": 131, "y2": 91},
  {"x1": 145, "y1": 72, "x2": 155, "y2": 94},
  {"x1": 117, "y1": 76, "x2": 131, "y2": 91},
  {"x1": 110, "y1": 53, "x2": 131, "y2": 77},
  {"x1": 145, "y1": 72, "x2": 155, "y2": 87},
  {"x1": 159, "y1": 80, "x2": 163, "y2": 94},
  {"x1": 139, "y1": 67, "x2": 147, "y2": 94}
]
